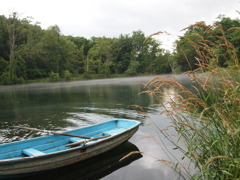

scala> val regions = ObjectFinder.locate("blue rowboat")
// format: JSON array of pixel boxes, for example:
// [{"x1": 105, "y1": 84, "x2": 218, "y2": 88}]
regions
[
  {"x1": 19, "y1": 141, "x2": 142, "y2": 180},
  {"x1": 0, "y1": 119, "x2": 140, "y2": 177}
]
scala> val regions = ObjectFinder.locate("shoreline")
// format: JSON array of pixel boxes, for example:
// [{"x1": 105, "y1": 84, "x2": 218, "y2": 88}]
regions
[{"x1": 0, "y1": 73, "x2": 192, "y2": 92}]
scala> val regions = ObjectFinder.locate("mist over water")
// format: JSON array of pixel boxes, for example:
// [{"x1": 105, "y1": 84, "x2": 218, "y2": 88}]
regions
[{"x1": 0, "y1": 75, "x2": 193, "y2": 180}]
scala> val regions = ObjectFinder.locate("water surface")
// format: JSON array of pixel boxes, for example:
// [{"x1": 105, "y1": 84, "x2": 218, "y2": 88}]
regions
[{"x1": 0, "y1": 75, "x2": 193, "y2": 180}]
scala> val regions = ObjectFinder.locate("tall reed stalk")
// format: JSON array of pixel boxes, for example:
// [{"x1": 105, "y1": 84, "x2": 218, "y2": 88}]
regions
[{"x1": 143, "y1": 25, "x2": 240, "y2": 179}]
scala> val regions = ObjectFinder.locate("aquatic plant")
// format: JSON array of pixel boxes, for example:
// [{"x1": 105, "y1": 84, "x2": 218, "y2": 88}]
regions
[{"x1": 142, "y1": 24, "x2": 240, "y2": 179}]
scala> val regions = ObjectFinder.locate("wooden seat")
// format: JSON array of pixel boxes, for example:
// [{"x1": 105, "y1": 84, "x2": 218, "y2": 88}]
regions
[
  {"x1": 23, "y1": 148, "x2": 45, "y2": 157},
  {"x1": 69, "y1": 137, "x2": 84, "y2": 143}
]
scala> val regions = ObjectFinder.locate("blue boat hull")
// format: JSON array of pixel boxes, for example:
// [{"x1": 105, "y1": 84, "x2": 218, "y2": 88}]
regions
[{"x1": 0, "y1": 119, "x2": 140, "y2": 177}]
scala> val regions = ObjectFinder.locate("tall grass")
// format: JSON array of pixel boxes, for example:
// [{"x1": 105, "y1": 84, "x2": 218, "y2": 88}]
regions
[{"x1": 143, "y1": 24, "x2": 240, "y2": 179}]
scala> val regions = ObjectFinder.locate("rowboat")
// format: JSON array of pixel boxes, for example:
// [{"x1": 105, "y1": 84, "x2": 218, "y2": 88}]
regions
[
  {"x1": 0, "y1": 119, "x2": 141, "y2": 178},
  {"x1": 21, "y1": 141, "x2": 142, "y2": 180}
]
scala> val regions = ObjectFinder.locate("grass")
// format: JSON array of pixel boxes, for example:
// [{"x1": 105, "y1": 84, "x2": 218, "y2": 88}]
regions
[{"x1": 142, "y1": 24, "x2": 240, "y2": 179}]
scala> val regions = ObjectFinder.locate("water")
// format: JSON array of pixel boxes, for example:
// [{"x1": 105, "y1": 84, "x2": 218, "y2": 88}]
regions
[{"x1": 0, "y1": 75, "x2": 193, "y2": 180}]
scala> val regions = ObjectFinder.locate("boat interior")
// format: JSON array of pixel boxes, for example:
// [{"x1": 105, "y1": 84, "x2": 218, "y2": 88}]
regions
[{"x1": 0, "y1": 120, "x2": 138, "y2": 160}]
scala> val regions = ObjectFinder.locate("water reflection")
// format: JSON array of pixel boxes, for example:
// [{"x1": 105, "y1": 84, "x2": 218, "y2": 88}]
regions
[
  {"x1": 0, "y1": 82, "x2": 150, "y2": 143},
  {"x1": 162, "y1": 87, "x2": 180, "y2": 108},
  {"x1": 0, "y1": 75, "x2": 193, "y2": 179},
  {"x1": 12, "y1": 142, "x2": 142, "y2": 180}
]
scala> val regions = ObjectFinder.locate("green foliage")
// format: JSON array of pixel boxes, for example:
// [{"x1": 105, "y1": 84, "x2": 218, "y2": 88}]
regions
[
  {"x1": 0, "y1": 71, "x2": 11, "y2": 85},
  {"x1": 0, "y1": 71, "x2": 25, "y2": 85},
  {"x1": 125, "y1": 60, "x2": 140, "y2": 76},
  {"x1": 174, "y1": 22, "x2": 206, "y2": 72},
  {"x1": 0, "y1": 13, "x2": 171, "y2": 84},
  {"x1": 83, "y1": 58, "x2": 96, "y2": 78},
  {"x1": 0, "y1": 57, "x2": 8, "y2": 76},
  {"x1": 15, "y1": 57, "x2": 27, "y2": 79},
  {"x1": 63, "y1": 70, "x2": 71, "y2": 81},
  {"x1": 14, "y1": 77, "x2": 25, "y2": 84},
  {"x1": 49, "y1": 72, "x2": 60, "y2": 82},
  {"x1": 147, "y1": 51, "x2": 172, "y2": 74},
  {"x1": 0, "y1": 12, "x2": 239, "y2": 85},
  {"x1": 0, "y1": 16, "x2": 9, "y2": 60},
  {"x1": 114, "y1": 34, "x2": 132, "y2": 73},
  {"x1": 174, "y1": 17, "x2": 240, "y2": 71},
  {"x1": 27, "y1": 69, "x2": 47, "y2": 79},
  {"x1": 87, "y1": 37, "x2": 119, "y2": 76}
]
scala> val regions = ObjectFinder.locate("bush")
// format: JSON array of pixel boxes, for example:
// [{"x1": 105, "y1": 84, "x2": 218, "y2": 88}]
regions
[
  {"x1": 49, "y1": 72, "x2": 60, "y2": 82},
  {"x1": 0, "y1": 72, "x2": 11, "y2": 85},
  {"x1": 63, "y1": 70, "x2": 71, "y2": 81},
  {"x1": 14, "y1": 77, "x2": 25, "y2": 84},
  {"x1": 27, "y1": 69, "x2": 48, "y2": 79},
  {"x1": 0, "y1": 72, "x2": 25, "y2": 85},
  {"x1": 0, "y1": 57, "x2": 8, "y2": 76},
  {"x1": 83, "y1": 72, "x2": 94, "y2": 79},
  {"x1": 125, "y1": 60, "x2": 140, "y2": 76}
]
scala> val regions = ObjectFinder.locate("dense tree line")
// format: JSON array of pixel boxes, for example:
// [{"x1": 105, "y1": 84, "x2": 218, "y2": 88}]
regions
[
  {"x1": 0, "y1": 12, "x2": 171, "y2": 84},
  {"x1": 0, "y1": 13, "x2": 239, "y2": 85},
  {"x1": 173, "y1": 15, "x2": 240, "y2": 72}
]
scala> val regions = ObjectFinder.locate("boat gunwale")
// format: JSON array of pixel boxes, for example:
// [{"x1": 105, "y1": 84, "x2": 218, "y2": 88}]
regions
[{"x1": 0, "y1": 119, "x2": 141, "y2": 163}]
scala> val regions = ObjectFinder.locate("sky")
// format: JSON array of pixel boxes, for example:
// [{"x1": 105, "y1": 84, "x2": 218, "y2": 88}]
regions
[{"x1": 1, "y1": 0, "x2": 240, "y2": 50}]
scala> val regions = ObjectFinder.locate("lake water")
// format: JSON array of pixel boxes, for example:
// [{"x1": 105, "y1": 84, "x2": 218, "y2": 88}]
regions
[{"x1": 0, "y1": 75, "x2": 193, "y2": 180}]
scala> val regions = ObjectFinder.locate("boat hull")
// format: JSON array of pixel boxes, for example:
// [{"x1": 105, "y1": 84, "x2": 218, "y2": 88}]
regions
[{"x1": 0, "y1": 119, "x2": 140, "y2": 177}]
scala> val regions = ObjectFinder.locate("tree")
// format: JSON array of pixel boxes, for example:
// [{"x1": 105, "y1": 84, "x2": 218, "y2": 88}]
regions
[
  {"x1": 16, "y1": 20, "x2": 45, "y2": 79},
  {"x1": 213, "y1": 16, "x2": 240, "y2": 66},
  {"x1": 83, "y1": 56, "x2": 96, "y2": 78},
  {"x1": 128, "y1": 30, "x2": 144, "y2": 73},
  {"x1": 87, "y1": 37, "x2": 120, "y2": 76},
  {"x1": 0, "y1": 16, "x2": 9, "y2": 61},
  {"x1": 147, "y1": 51, "x2": 172, "y2": 74},
  {"x1": 4, "y1": 12, "x2": 20, "y2": 80},
  {"x1": 125, "y1": 60, "x2": 140, "y2": 76},
  {"x1": 173, "y1": 17, "x2": 240, "y2": 72},
  {"x1": 174, "y1": 22, "x2": 207, "y2": 71},
  {"x1": 124, "y1": 30, "x2": 165, "y2": 74},
  {"x1": 0, "y1": 57, "x2": 8, "y2": 76},
  {"x1": 115, "y1": 34, "x2": 133, "y2": 74},
  {"x1": 37, "y1": 25, "x2": 79, "y2": 76},
  {"x1": 1, "y1": 12, "x2": 31, "y2": 83},
  {"x1": 67, "y1": 36, "x2": 94, "y2": 74},
  {"x1": 142, "y1": 37, "x2": 164, "y2": 74}
]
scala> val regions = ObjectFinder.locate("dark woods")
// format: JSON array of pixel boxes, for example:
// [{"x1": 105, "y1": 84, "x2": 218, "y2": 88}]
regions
[{"x1": 0, "y1": 12, "x2": 239, "y2": 84}]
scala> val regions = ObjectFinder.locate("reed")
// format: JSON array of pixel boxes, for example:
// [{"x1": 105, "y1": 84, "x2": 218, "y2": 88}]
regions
[{"x1": 143, "y1": 24, "x2": 240, "y2": 179}]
